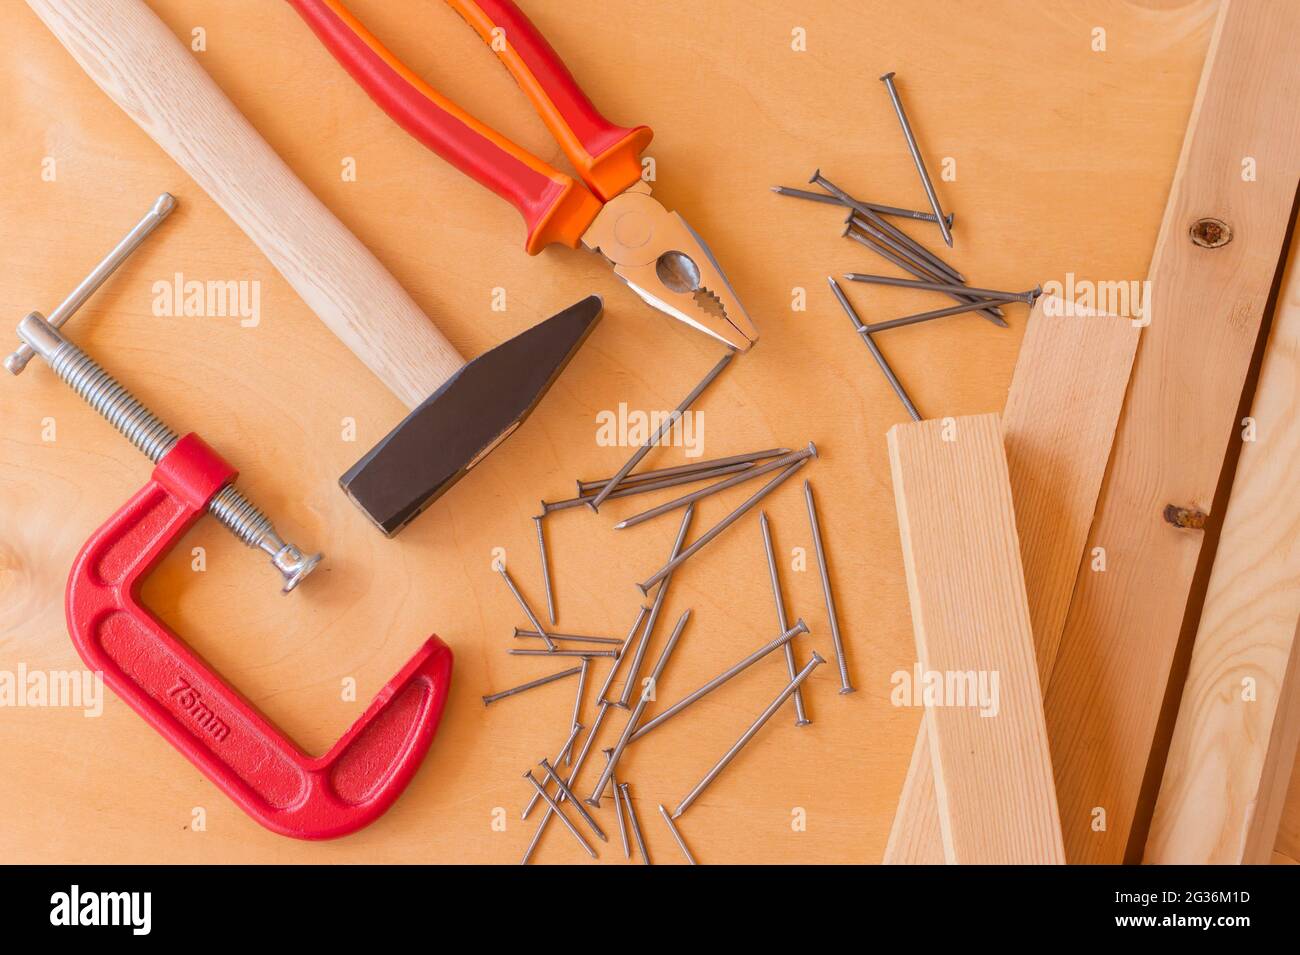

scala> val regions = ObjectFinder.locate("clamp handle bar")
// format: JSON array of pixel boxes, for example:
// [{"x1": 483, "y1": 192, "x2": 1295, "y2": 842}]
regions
[{"x1": 6, "y1": 193, "x2": 175, "y2": 375}]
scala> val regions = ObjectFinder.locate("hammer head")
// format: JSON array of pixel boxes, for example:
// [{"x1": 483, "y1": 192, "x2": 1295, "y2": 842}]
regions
[{"x1": 341, "y1": 295, "x2": 603, "y2": 536}]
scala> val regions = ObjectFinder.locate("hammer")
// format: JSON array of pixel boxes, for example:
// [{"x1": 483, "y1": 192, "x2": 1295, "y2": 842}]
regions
[{"x1": 27, "y1": 0, "x2": 602, "y2": 536}]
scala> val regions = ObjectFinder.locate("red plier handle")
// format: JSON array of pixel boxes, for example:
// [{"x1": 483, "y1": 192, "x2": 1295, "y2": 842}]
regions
[{"x1": 287, "y1": 0, "x2": 653, "y2": 253}]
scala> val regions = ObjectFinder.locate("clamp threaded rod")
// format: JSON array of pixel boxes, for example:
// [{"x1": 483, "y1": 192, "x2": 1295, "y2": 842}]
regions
[{"x1": 17, "y1": 311, "x2": 321, "y2": 592}]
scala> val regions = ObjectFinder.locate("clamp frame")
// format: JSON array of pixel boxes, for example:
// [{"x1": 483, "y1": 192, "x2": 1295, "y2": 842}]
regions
[{"x1": 67, "y1": 432, "x2": 453, "y2": 839}]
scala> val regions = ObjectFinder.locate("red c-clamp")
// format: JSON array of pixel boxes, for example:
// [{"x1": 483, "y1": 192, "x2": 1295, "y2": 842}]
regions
[
  {"x1": 10, "y1": 196, "x2": 452, "y2": 840},
  {"x1": 69, "y1": 433, "x2": 452, "y2": 839}
]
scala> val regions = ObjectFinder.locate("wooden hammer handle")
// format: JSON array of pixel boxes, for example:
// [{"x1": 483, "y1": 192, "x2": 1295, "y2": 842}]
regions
[{"x1": 27, "y1": 0, "x2": 463, "y2": 409}]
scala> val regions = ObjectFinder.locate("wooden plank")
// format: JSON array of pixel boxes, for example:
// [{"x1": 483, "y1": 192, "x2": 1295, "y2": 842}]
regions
[
  {"x1": 888, "y1": 413, "x2": 1065, "y2": 863},
  {"x1": 1044, "y1": 0, "x2": 1300, "y2": 863},
  {"x1": 884, "y1": 299, "x2": 1138, "y2": 863},
  {"x1": 1145, "y1": 248, "x2": 1300, "y2": 863},
  {"x1": 1276, "y1": 743, "x2": 1300, "y2": 865}
]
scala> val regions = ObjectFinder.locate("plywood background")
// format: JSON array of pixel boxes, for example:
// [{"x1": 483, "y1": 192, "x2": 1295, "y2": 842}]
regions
[{"x1": 0, "y1": 0, "x2": 1265, "y2": 864}]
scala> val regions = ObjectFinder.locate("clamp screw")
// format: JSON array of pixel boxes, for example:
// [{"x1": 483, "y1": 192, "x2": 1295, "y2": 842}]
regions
[{"x1": 10, "y1": 194, "x2": 321, "y2": 592}]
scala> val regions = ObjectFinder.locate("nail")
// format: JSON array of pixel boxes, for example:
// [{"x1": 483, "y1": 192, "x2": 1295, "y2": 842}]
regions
[
  {"x1": 658, "y1": 804, "x2": 698, "y2": 864},
  {"x1": 828, "y1": 277, "x2": 921, "y2": 422},
  {"x1": 545, "y1": 461, "x2": 758, "y2": 513},
  {"x1": 588, "y1": 609, "x2": 691, "y2": 806},
  {"x1": 522, "y1": 770, "x2": 596, "y2": 858},
  {"x1": 630, "y1": 619, "x2": 809, "y2": 742},
  {"x1": 842, "y1": 224, "x2": 1005, "y2": 325},
  {"x1": 602, "y1": 606, "x2": 650, "y2": 703},
  {"x1": 587, "y1": 353, "x2": 734, "y2": 511},
  {"x1": 846, "y1": 211, "x2": 965, "y2": 285},
  {"x1": 605, "y1": 750, "x2": 632, "y2": 859},
  {"x1": 521, "y1": 723, "x2": 583, "y2": 819},
  {"x1": 879, "y1": 72, "x2": 953, "y2": 247},
  {"x1": 616, "y1": 505, "x2": 693, "y2": 707},
  {"x1": 805, "y1": 480, "x2": 852, "y2": 693},
  {"x1": 771, "y1": 185, "x2": 953, "y2": 227},
  {"x1": 508, "y1": 649, "x2": 618, "y2": 658},
  {"x1": 812, "y1": 169, "x2": 963, "y2": 291},
  {"x1": 673, "y1": 653, "x2": 826, "y2": 818},
  {"x1": 498, "y1": 566, "x2": 557, "y2": 651},
  {"x1": 761, "y1": 512, "x2": 811, "y2": 726},
  {"x1": 568, "y1": 657, "x2": 590, "y2": 760},
  {"x1": 862, "y1": 296, "x2": 1015, "y2": 334},
  {"x1": 844, "y1": 273, "x2": 1041, "y2": 304},
  {"x1": 637, "y1": 459, "x2": 813, "y2": 594},
  {"x1": 621, "y1": 782, "x2": 651, "y2": 865},
  {"x1": 533, "y1": 516, "x2": 556, "y2": 627},
  {"x1": 514, "y1": 629, "x2": 622, "y2": 646},
  {"x1": 614, "y1": 444, "x2": 818, "y2": 530},
  {"x1": 539, "y1": 758, "x2": 607, "y2": 842},
  {"x1": 520, "y1": 607, "x2": 646, "y2": 844},
  {"x1": 482, "y1": 666, "x2": 583, "y2": 706},
  {"x1": 577, "y1": 448, "x2": 791, "y2": 494}
]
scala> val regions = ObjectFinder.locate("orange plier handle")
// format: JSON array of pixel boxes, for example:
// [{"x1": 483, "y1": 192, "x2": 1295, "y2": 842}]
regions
[{"x1": 286, "y1": 0, "x2": 653, "y2": 253}]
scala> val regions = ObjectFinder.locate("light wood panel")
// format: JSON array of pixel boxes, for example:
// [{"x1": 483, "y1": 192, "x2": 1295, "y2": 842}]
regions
[
  {"x1": 884, "y1": 298, "x2": 1138, "y2": 863},
  {"x1": 888, "y1": 413, "x2": 1063, "y2": 864},
  {"x1": 1145, "y1": 241, "x2": 1300, "y2": 864},
  {"x1": 1044, "y1": 0, "x2": 1300, "y2": 864},
  {"x1": 0, "y1": 0, "x2": 1220, "y2": 863},
  {"x1": 1276, "y1": 745, "x2": 1300, "y2": 864}
]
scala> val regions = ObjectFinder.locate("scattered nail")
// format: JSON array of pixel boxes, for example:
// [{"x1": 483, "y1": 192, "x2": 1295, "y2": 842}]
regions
[
  {"x1": 483, "y1": 666, "x2": 583, "y2": 707},
  {"x1": 805, "y1": 479, "x2": 852, "y2": 694},
  {"x1": 674, "y1": 653, "x2": 826, "y2": 818},
  {"x1": 879, "y1": 72, "x2": 953, "y2": 247},
  {"x1": 522, "y1": 770, "x2": 596, "y2": 859},
  {"x1": 588, "y1": 353, "x2": 733, "y2": 511},
  {"x1": 658, "y1": 804, "x2": 698, "y2": 864},
  {"x1": 761, "y1": 512, "x2": 811, "y2": 726},
  {"x1": 827, "y1": 277, "x2": 921, "y2": 422},
  {"x1": 637, "y1": 459, "x2": 813, "y2": 594},
  {"x1": 621, "y1": 782, "x2": 651, "y2": 865}
]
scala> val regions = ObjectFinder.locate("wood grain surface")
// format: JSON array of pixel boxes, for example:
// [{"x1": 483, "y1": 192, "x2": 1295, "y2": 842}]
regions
[
  {"x1": 884, "y1": 298, "x2": 1138, "y2": 863},
  {"x1": 888, "y1": 413, "x2": 1063, "y2": 864},
  {"x1": 1, "y1": 0, "x2": 1274, "y2": 864},
  {"x1": 1043, "y1": 0, "x2": 1300, "y2": 864},
  {"x1": 1144, "y1": 238, "x2": 1300, "y2": 864}
]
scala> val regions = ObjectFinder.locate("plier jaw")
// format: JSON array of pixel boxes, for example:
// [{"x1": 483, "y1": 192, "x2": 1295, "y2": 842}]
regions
[
  {"x1": 581, "y1": 183, "x2": 758, "y2": 351},
  {"x1": 287, "y1": 0, "x2": 756, "y2": 350}
]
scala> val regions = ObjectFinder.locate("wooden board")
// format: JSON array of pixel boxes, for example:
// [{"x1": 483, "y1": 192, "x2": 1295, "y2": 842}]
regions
[
  {"x1": 1277, "y1": 745, "x2": 1300, "y2": 865},
  {"x1": 1044, "y1": 0, "x2": 1300, "y2": 864},
  {"x1": 887, "y1": 413, "x2": 1063, "y2": 864},
  {"x1": 884, "y1": 297, "x2": 1138, "y2": 863},
  {"x1": 0, "y1": 0, "x2": 1222, "y2": 863},
  {"x1": 1144, "y1": 239, "x2": 1300, "y2": 864}
]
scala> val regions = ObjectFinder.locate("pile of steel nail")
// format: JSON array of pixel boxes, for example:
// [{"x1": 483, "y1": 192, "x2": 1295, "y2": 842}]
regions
[
  {"x1": 483, "y1": 357, "x2": 853, "y2": 864},
  {"x1": 774, "y1": 71, "x2": 1042, "y2": 421}
]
